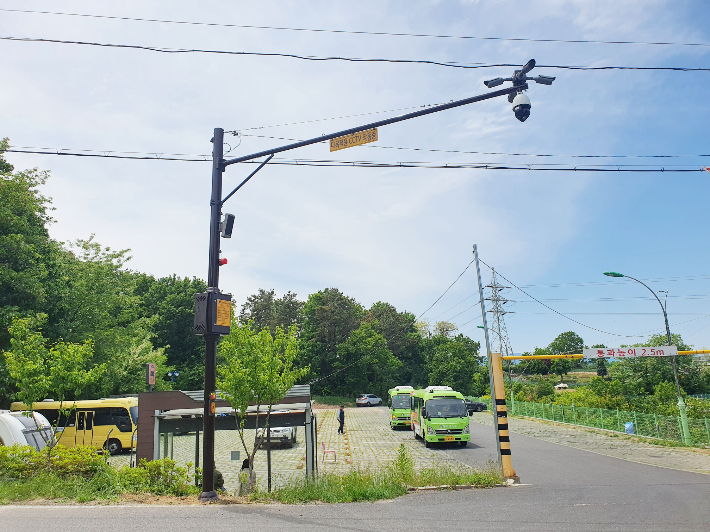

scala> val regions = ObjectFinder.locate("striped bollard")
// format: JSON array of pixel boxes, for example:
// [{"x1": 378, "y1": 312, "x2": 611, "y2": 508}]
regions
[{"x1": 492, "y1": 352, "x2": 519, "y2": 483}]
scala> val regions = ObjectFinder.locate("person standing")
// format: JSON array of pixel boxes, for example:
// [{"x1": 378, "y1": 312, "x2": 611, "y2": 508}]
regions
[{"x1": 337, "y1": 405, "x2": 345, "y2": 434}]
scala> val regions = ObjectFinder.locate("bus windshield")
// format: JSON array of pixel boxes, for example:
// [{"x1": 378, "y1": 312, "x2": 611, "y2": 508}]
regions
[
  {"x1": 391, "y1": 395, "x2": 410, "y2": 409},
  {"x1": 425, "y1": 398, "x2": 467, "y2": 418}
]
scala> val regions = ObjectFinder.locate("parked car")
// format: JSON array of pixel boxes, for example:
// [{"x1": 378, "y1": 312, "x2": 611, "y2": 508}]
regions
[
  {"x1": 256, "y1": 426, "x2": 297, "y2": 448},
  {"x1": 356, "y1": 394, "x2": 383, "y2": 407},
  {"x1": 465, "y1": 399, "x2": 487, "y2": 414}
]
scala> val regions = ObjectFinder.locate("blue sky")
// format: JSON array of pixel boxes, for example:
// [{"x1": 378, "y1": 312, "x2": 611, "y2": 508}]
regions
[{"x1": 2, "y1": 0, "x2": 710, "y2": 352}]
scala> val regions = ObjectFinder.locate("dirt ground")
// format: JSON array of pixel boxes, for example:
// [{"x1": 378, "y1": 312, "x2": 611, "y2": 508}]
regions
[{"x1": 470, "y1": 411, "x2": 710, "y2": 474}]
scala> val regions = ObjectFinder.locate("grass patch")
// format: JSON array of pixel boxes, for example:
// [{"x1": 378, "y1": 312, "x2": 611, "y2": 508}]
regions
[
  {"x1": 312, "y1": 395, "x2": 356, "y2": 408},
  {"x1": 251, "y1": 445, "x2": 501, "y2": 503},
  {"x1": 0, "y1": 445, "x2": 199, "y2": 504}
]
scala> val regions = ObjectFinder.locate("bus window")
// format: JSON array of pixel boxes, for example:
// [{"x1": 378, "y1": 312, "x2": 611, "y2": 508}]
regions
[
  {"x1": 111, "y1": 409, "x2": 131, "y2": 432},
  {"x1": 129, "y1": 406, "x2": 138, "y2": 424},
  {"x1": 391, "y1": 395, "x2": 409, "y2": 410},
  {"x1": 85, "y1": 412, "x2": 93, "y2": 430},
  {"x1": 77, "y1": 411, "x2": 85, "y2": 431},
  {"x1": 59, "y1": 410, "x2": 76, "y2": 427}
]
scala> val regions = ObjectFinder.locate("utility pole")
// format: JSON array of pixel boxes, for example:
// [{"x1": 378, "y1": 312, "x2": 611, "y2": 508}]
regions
[
  {"x1": 474, "y1": 246, "x2": 518, "y2": 482},
  {"x1": 473, "y1": 245, "x2": 501, "y2": 465}
]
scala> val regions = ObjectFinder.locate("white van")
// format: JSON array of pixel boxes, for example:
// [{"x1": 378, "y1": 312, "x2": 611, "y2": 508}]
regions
[{"x1": 0, "y1": 410, "x2": 53, "y2": 450}]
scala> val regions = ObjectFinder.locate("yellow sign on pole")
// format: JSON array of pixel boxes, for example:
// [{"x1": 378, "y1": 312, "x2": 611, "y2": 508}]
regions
[
  {"x1": 329, "y1": 128, "x2": 378, "y2": 152},
  {"x1": 215, "y1": 299, "x2": 231, "y2": 327}
]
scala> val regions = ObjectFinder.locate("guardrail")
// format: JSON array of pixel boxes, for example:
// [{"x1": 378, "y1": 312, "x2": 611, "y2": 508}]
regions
[{"x1": 471, "y1": 398, "x2": 710, "y2": 447}]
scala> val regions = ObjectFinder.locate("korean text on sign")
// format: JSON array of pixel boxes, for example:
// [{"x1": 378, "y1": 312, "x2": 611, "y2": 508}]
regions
[
  {"x1": 329, "y1": 128, "x2": 378, "y2": 152},
  {"x1": 582, "y1": 346, "x2": 678, "y2": 358}
]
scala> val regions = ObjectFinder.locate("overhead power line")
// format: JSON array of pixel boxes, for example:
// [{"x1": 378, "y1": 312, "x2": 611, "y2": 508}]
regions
[
  {"x1": 6, "y1": 148, "x2": 709, "y2": 173},
  {"x1": 241, "y1": 133, "x2": 710, "y2": 159},
  {"x1": 310, "y1": 261, "x2": 479, "y2": 385},
  {"x1": 4, "y1": 8, "x2": 709, "y2": 48},
  {"x1": 478, "y1": 259, "x2": 656, "y2": 338},
  {"x1": 3, "y1": 36, "x2": 710, "y2": 72}
]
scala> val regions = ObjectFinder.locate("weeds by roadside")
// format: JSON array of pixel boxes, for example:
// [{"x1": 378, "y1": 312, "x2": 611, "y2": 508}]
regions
[
  {"x1": 251, "y1": 445, "x2": 502, "y2": 504},
  {"x1": 0, "y1": 445, "x2": 199, "y2": 503},
  {"x1": 312, "y1": 395, "x2": 356, "y2": 408},
  {"x1": 1, "y1": 444, "x2": 500, "y2": 505}
]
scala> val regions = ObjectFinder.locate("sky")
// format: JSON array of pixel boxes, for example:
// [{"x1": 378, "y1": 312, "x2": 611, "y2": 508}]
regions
[{"x1": 2, "y1": 0, "x2": 710, "y2": 353}]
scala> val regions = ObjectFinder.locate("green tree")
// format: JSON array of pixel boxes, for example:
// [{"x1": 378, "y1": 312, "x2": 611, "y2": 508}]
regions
[
  {"x1": 550, "y1": 358, "x2": 572, "y2": 382},
  {"x1": 548, "y1": 331, "x2": 584, "y2": 368},
  {"x1": 364, "y1": 302, "x2": 421, "y2": 386},
  {"x1": 548, "y1": 331, "x2": 585, "y2": 356},
  {"x1": 217, "y1": 320, "x2": 307, "y2": 493},
  {"x1": 334, "y1": 321, "x2": 402, "y2": 398},
  {"x1": 433, "y1": 321, "x2": 458, "y2": 337},
  {"x1": 427, "y1": 334, "x2": 482, "y2": 395},
  {"x1": 3, "y1": 315, "x2": 105, "y2": 470},
  {"x1": 612, "y1": 333, "x2": 699, "y2": 395},
  {"x1": 0, "y1": 143, "x2": 63, "y2": 403},
  {"x1": 299, "y1": 288, "x2": 363, "y2": 393},
  {"x1": 139, "y1": 275, "x2": 208, "y2": 390},
  {"x1": 596, "y1": 359, "x2": 608, "y2": 377},
  {"x1": 239, "y1": 289, "x2": 304, "y2": 336}
]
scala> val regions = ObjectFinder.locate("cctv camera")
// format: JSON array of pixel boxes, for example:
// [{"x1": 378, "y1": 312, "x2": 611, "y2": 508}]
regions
[{"x1": 512, "y1": 92, "x2": 531, "y2": 122}]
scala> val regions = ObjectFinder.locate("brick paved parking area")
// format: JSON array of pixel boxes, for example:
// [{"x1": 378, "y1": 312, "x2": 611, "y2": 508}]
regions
[{"x1": 111, "y1": 407, "x2": 489, "y2": 492}]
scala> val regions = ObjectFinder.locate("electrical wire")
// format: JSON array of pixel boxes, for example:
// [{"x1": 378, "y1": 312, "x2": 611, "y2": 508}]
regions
[
  {"x1": 5, "y1": 148, "x2": 708, "y2": 173},
  {"x1": 4, "y1": 8, "x2": 709, "y2": 48},
  {"x1": 236, "y1": 104, "x2": 447, "y2": 131},
  {"x1": 310, "y1": 260, "x2": 478, "y2": 385},
  {"x1": 478, "y1": 258, "x2": 659, "y2": 338},
  {"x1": 3, "y1": 36, "x2": 710, "y2": 72},
  {"x1": 520, "y1": 274, "x2": 710, "y2": 289},
  {"x1": 515, "y1": 295, "x2": 710, "y2": 303},
  {"x1": 241, "y1": 134, "x2": 710, "y2": 158}
]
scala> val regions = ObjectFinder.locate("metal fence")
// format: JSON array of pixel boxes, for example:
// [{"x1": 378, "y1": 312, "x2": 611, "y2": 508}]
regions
[{"x1": 474, "y1": 398, "x2": 710, "y2": 447}]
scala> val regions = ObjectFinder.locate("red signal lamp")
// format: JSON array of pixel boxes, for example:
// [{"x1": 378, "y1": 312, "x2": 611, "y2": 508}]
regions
[{"x1": 218, "y1": 258, "x2": 228, "y2": 266}]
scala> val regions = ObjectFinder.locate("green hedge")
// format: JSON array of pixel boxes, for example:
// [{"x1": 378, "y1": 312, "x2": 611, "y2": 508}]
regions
[{"x1": 0, "y1": 445, "x2": 199, "y2": 502}]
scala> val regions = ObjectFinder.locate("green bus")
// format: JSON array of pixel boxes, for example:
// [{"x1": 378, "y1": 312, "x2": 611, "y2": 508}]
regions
[
  {"x1": 410, "y1": 386, "x2": 470, "y2": 447},
  {"x1": 388, "y1": 386, "x2": 414, "y2": 429}
]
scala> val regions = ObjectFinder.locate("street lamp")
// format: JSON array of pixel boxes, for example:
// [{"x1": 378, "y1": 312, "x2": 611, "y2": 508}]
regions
[
  {"x1": 168, "y1": 370, "x2": 180, "y2": 383},
  {"x1": 603, "y1": 271, "x2": 692, "y2": 444}
]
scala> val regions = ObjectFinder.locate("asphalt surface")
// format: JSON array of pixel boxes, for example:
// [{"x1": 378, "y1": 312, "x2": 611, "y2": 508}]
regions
[{"x1": 3, "y1": 409, "x2": 710, "y2": 531}]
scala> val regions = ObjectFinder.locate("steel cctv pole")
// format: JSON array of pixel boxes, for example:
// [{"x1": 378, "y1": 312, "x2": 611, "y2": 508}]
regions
[
  {"x1": 194, "y1": 62, "x2": 551, "y2": 499},
  {"x1": 199, "y1": 128, "x2": 224, "y2": 502}
]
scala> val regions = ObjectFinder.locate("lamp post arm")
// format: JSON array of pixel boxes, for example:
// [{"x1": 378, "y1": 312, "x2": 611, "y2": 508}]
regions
[{"x1": 623, "y1": 275, "x2": 673, "y2": 346}]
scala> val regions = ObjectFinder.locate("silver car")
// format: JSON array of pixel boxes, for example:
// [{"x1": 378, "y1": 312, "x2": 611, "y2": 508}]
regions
[
  {"x1": 356, "y1": 394, "x2": 383, "y2": 407},
  {"x1": 256, "y1": 426, "x2": 297, "y2": 448}
]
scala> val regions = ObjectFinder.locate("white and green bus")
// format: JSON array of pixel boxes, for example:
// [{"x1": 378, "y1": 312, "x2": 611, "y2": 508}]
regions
[
  {"x1": 410, "y1": 386, "x2": 470, "y2": 447},
  {"x1": 388, "y1": 386, "x2": 414, "y2": 429}
]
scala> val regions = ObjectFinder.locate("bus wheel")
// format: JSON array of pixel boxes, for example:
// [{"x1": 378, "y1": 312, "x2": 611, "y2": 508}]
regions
[
  {"x1": 106, "y1": 439, "x2": 122, "y2": 455},
  {"x1": 460, "y1": 441, "x2": 468, "y2": 447}
]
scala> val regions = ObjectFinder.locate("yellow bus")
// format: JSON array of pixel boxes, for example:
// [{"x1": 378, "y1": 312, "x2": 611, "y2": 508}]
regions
[{"x1": 11, "y1": 397, "x2": 137, "y2": 454}]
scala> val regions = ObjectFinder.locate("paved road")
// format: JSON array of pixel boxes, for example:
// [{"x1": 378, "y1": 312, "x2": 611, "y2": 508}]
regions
[{"x1": 4, "y1": 414, "x2": 710, "y2": 531}]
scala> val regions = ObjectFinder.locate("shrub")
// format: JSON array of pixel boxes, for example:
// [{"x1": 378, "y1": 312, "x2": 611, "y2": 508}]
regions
[{"x1": 0, "y1": 444, "x2": 108, "y2": 480}]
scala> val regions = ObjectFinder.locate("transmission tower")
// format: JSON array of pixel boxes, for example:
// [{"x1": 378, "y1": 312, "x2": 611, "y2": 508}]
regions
[{"x1": 485, "y1": 269, "x2": 515, "y2": 359}]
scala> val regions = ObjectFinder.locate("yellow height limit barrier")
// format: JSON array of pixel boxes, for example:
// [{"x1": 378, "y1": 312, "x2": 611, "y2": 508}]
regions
[
  {"x1": 502, "y1": 349, "x2": 710, "y2": 360},
  {"x1": 491, "y1": 352, "x2": 518, "y2": 482}
]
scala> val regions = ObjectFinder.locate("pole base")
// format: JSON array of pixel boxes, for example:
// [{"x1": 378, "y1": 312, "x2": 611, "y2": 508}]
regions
[
  {"x1": 505, "y1": 476, "x2": 521, "y2": 485},
  {"x1": 198, "y1": 490, "x2": 219, "y2": 502}
]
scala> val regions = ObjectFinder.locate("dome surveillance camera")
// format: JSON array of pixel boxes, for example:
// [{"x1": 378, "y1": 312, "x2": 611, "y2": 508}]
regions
[{"x1": 512, "y1": 92, "x2": 531, "y2": 122}]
